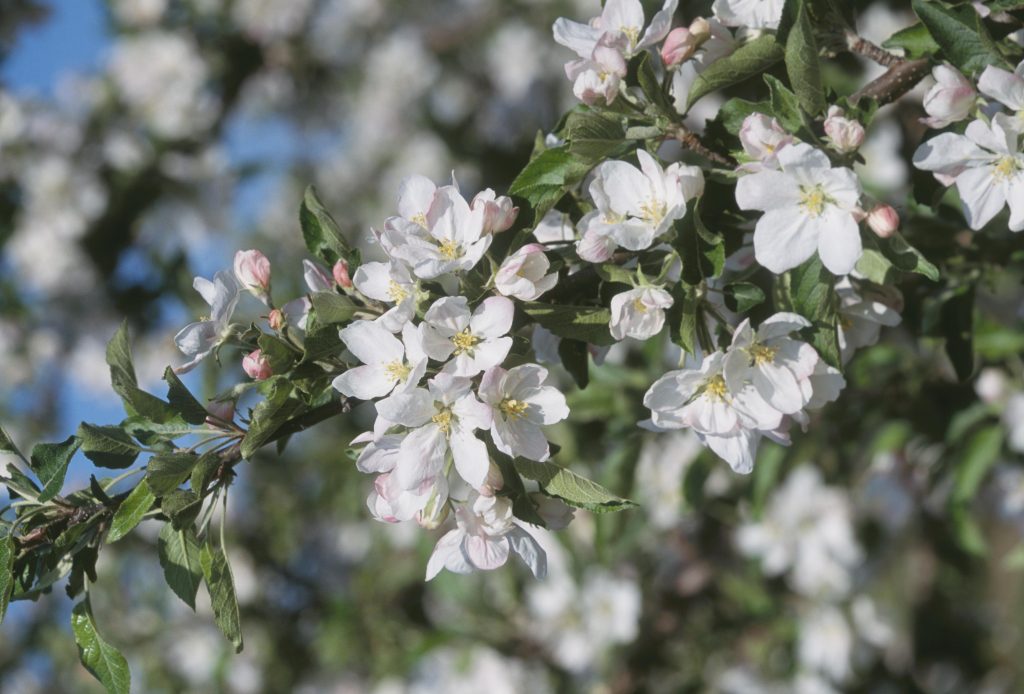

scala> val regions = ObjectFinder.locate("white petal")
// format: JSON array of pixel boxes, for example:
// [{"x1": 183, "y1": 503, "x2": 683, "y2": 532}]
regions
[
  {"x1": 375, "y1": 389, "x2": 436, "y2": 427},
  {"x1": 957, "y1": 166, "x2": 1007, "y2": 230},
  {"x1": 340, "y1": 320, "x2": 404, "y2": 366},
  {"x1": 426, "y1": 529, "x2": 466, "y2": 580},
  {"x1": 816, "y1": 209, "x2": 862, "y2": 276},
  {"x1": 753, "y1": 207, "x2": 820, "y2": 274},
  {"x1": 735, "y1": 170, "x2": 800, "y2": 211},
  {"x1": 332, "y1": 365, "x2": 395, "y2": 401},
  {"x1": 450, "y1": 429, "x2": 489, "y2": 488},
  {"x1": 701, "y1": 429, "x2": 760, "y2": 474},
  {"x1": 470, "y1": 296, "x2": 514, "y2": 338},
  {"x1": 395, "y1": 425, "x2": 448, "y2": 490},
  {"x1": 507, "y1": 526, "x2": 548, "y2": 578},
  {"x1": 464, "y1": 535, "x2": 510, "y2": 571}
]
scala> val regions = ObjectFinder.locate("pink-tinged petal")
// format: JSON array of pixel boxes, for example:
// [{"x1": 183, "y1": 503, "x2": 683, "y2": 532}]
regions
[
  {"x1": 753, "y1": 207, "x2": 820, "y2": 273},
  {"x1": 504, "y1": 363, "x2": 548, "y2": 395},
  {"x1": 507, "y1": 526, "x2": 548, "y2": 578},
  {"x1": 701, "y1": 429, "x2": 760, "y2": 474},
  {"x1": 395, "y1": 425, "x2": 448, "y2": 490},
  {"x1": 552, "y1": 18, "x2": 603, "y2": 58},
  {"x1": 339, "y1": 320, "x2": 404, "y2": 366},
  {"x1": 722, "y1": 346, "x2": 753, "y2": 393},
  {"x1": 331, "y1": 364, "x2": 395, "y2": 401},
  {"x1": 470, "y1": 296, "x2": 514, "y2": 338},
  {"x1": 816, "y1": 208, "x2": 862, "y2": 276},
  {"x1": 355, "y1": 435, "x2": 402, "y2": 473},
  {"x1": 351, "y1": 261, "x2": 393, "y2": 302},
  {"x1": 464, "y1": 534, "x2": 511, "y2": 571},
  {"x1": 174, "y1": 320, "x2": 217, "y2": 358},
  {"x1": 426, "y1": 529, "x2": 466, "y2": 580},
  {"x1": 956, "y1": 166, "x2": 1006, "y2": 230},
  {"x1": 500, "y1": 416, "x2": 551, "y2": 461},
  {"x1": 732, "y1": 386, "x2": 783, "y2": 430},
  {"x1": 638, "y1": 0, "x2": 679, "y2": 48},
  {"x1": 450, "y1": 429, "x2": 490, "y2": 488},
  {"x1": 375, "y1": 389, "x2": 435, "y2": 428},
  {"x1": 684, "y1": 395, "x2": 739, "y2": 435},
  {"x1": 735, "y1": 170, "x2": 800, "y2": 211}
]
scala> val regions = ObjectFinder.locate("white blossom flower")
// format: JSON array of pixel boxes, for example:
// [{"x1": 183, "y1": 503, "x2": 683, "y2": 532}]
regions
[
  {"x1": 533, "y1": 209, "x2": 575, "y2": 245},
  {"x1": 670, "y1": 18, "x2": 737, "y2": 114},
  {"x1": 478, "y1": 363, "x2": 570, "y2": 462},
  {"x1": 978, "y1": 58, "x2": 1024, "y2": 129},
  {"x1": 712, "y1": 0, "x2": 785, "y2": 29},
  {"x1": 644, "y1": 351, "x2": 783, "y2": 473},
  {"x1": 472, "y1": 188, "x2": 519, "y2": 234},
  {"x1": 575, "y1": 211, "x2": 619, "y2": 263},
  {"x1": 823, "y1": 107, "x2": 865, "y2": 154},
  {"x1": 494, "y1": 244, "x2": 558, "y2": 301},
  {"x1": 798, "y1": 605, "x2": 855, "y2": 684},
  {"x1": 375, "y1": 373, "x2": 493, "y2": 490},
  {"x1": 723, "y1": 313, "x2": 821, "y2": 415},
  {"x1": 173, "y1": 270, "x2": 240, "y2": 374},
  {"x1": 912, "y1": 113, "x2": 1024, "y2": 231},
  {"x1": 426, "y1": 492, "x2": 546, "y2": 579},
  {"x1": 553, "y1": 0, "x2": 678, "y2": 60},
  {"x1": 332, "y1": 321, "x2": 427, "y2": 401},
  {"x1": 352, "y1": 259, "x2": 417, "y2": 332},
  {"x1": 609, "y1": 287, "x2": 674, "y2": 341},
  {"x1": 921, "y1": 64, "x2": 977, "y2": 129},
  {"x1": 836, "y1": 278, "x2": 902, "y2": 363},
  {"x1": 590, "y1": 149, "x2": 705, "y2": 252},
  {"x1": 736, "y1": 143, "x2": 864, "y2": 275},
  {"x1": 420, "y1": 296, "x2": 514, "y2": 377},
  {"x1": 564, "y1": 34, "x2": 629, "y2": 106},
  {"x1": 739, "y1": 113, "x2": 795, "y2": 172},
  {"x1": 736, "y1": 465, "x2": 863, "y2": 597}
]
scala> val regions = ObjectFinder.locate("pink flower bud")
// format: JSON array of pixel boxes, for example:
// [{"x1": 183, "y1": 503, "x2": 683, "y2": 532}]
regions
[
  {"x1": 242, "y1": 349, "x2": 272, "y2": 380},
  {"x1": 472, "y1": 189, "x2": 519, "y2": 234},
  {"x1": 921, "y1": 65, "x2": 976, "y2": 129},
  {"x1": 866, "y1": 204, "x2": 899, "y2": 238},
  {"x1": 233, "y1": 249, "x2": 271, "y2": 300},
  {"x1": 661, "y1": 27, "x2": 698, "y2": 68},
  {"x1": 332, "y1": 259, "x2": 352, "y2": 288},
  {"x1": 823, "y1": 106, "x2": 865, "y2": 153},
  {"x1": 267, "y1": 308, "x2": 285, "y2": 331}
]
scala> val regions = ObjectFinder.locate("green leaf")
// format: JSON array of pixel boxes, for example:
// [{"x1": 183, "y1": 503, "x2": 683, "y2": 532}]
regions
[
  {"x1": 0, "y1": 424, "x2": 23, "y2": 459},
  {"x1": 257, "y1": 333, "x2": 300, "y2": 373},
  {"x1": 162, "y1": 489, "x2": 202, "y2": 529},
  {"x1": 146, "y1": 453, "x2": 202, "y2": 496},
  {"x1": 29, "y1": 435, "x2": 80, "y2": 502},
  {"x1": 673, "y1": 199, "x2": 724, "y2": 286},
  {"x1": 309, "y1": 292, "x2": 359, "y2": 325},
  {"x1": 106, "y1": 321, "x2": 181, "y2": 424},
  {"x1": 71, "y1": 598, "x2": 131, "y2": 694},
  {"x1": 635, "y1": 52, "x2": 671, "y2": 115},
  {"x1": 912, "y1": 0, "x2": 1007, "y2": 74},
  {"x1": 882, "y1": 22, "x2": 940, "y2": 58},
  {"x1": 0, "y1": 527, "x2": 13, "y2": 624},
  {"x1": 854, "y1": 245, "x2": 894, "y2": 285},
  {"x1": 163, "y1": 367, "x2": 209, "y2": 425},
  {"x1": 564, "y1": 109, "x2": 631, "y2": 162},
  {"x1": 107, "y1": 480, "x2": 155, "y2": 543},
  {"x1": 201, "y1": 541, "x2": 244, "y2": 652},
  {"x1": 763, "y1": 75, "x2": 804, "y2": 134},
  {"x1": 515, "y1": 460, "x2": 636, "y2": 513},
  {"x1": 300, "y1": 185, "x2": 350, "y2": 264},
  {"x1": 557, "y1": 339, "x2": 590, "y2": 390},
  {"x1": 191, "y1": 453, "x2": 222, "y2": 495},
  {"x1": 950, "y1": 425, "x2": 1004, "y2": 555},
  {"x1": 878, "y1": 231, "x2": 939, "y2": 281},
  {"x1": 509, "y1": 146, "x2": 594, "y2": 225},
  {"x1": 687, "y1": 35, "x2": 785, "y2": 110},
  {"x1": 521, "y1": 303, "x2": 615, "y2": 346},
  {"x1": 780, "y1": 257, "x2": 842, "y2": 369},
  {"x1": 723, "y1": 282, "x2": 767, "y2": 313},
  {"x1": 158, "y1": 522, "x2": 204, "y2": 610},
  {"x1": 77, "y1": 424, "x2": 140, "y2": 469},
  {"x1": 785, "y1": 3, "x2": 825, "y2": 115},
  {"x1": 240, "y1": 379, "x2": 305, "y2": 458},
  {"x1": 667, "y1": 283, "x2": 701, "y2": 356}
]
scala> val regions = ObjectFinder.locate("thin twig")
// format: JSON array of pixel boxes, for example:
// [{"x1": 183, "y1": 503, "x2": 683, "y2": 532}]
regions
[
  {"x1": 846, "y1": 31, "x2": 904, "y2": 68},
  {"x1": 851, "y1": 58, "x2": 931, "y2": 106},
  {"x1": 664, "y1": 124, "x2": 736, "y2": 167}
]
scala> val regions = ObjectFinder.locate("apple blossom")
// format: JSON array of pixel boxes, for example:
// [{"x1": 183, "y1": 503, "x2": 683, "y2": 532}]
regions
[
  {"x1": 921, "y1": 64, "x2": 977, "y2": 129},
  {"x1": 352, "y1": 259, "x2": 417, "y2": 332},
  {"x1": 590, "y1": 149, "x2": 705, "y2": 252},
  {"x1": 912, "y1": 113, "x2": 1024, "y2": 231},
  {"x1": 661, "y1": 27, "x2": 702, "y2": 68},
  {"x1": 241, "y1": 349, "x2": 272, "y2": 380},
  {"x1": 835, "y1": 279, "x2": 902, "y2": 364},
  {"x1": 866, "y1": 203, "x2": 899, "y2": 238},
  {"x1": 533, "y1": 209, "x2": 575, "y2": 245},
  {"x1": 712, "y1": 0, "x2": 785, "y2": 29},
  {"x1": 723, "y1": 313, "x2": 820, "y2": 415},
  {"x1": 738, "y1": 113, "x2": 795, "y2": 172},
  {"x1": 564, "y1": 34, "x2": 629, "y2": 106},
  {"x1": 302, "y1": 259, "x2": 333, "y2": 293},
  {"x1": 978, "y1": 58, "x2": 1024, "y2": 128},
  {"x1": 375, "y1": 373, "x2": 492, "y2": 490},
  {"x1": 331, "y1": 320, "x2": 427, "y2": 401},
  {"x1": 575, "y1": 212, "x2": 618, "y2": 263},
  {"x1": 173, "y1": 269, "x2": 240, "y2": 374},
  {"x1": 332, "y1": 259, "x2": 352, "y2": 288},
  {"x1": 233, "y1": 249, "x2": 271, "y2": 303},
  {"x1": 471, "y1": 188, "x2": 518, "y2": 234},
  {"x1": 494, "y1": 244, "x2": 557, "y2": 301},
  {"x1": 823, "y1": 107, "x2": 865, "y2": 154},
  {"x1": 267, "y1": 308, "x2": 285, "y2": 331},
  {"x1": 396, "y1": 173, "x2": 440, "y2": 228},
  {"x1": 609, "y1": 287, "x2": 674, "y2": 341},
  {"x1": 420, "y1": 296, "x2": 514, "y2": 377},
  {"x1": 736, "y1": 143, "x2": 864, "y2": 275},
  {"x1": 478, "y1": 363, "x2": 570, "y2": 462},
  {"x1": 670, "y1": 18, "x2": 737, "y2": 114},
  {"x1": 552, "y1": 0, "x2": 678, "y2": 60},
  {"x1": 425, "y1": 491, "x2": 546, "y2": 580}
]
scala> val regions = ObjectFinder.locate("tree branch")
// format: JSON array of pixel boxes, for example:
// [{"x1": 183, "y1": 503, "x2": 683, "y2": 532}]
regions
[
  {"x1": 664, "y1": 124, "x2": 736, "y2": 167},
  {"x1": 851, "y1": 58, "x2": 931, "y2": 107}
]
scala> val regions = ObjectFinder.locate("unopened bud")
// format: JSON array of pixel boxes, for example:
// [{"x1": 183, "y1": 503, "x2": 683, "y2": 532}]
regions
[
  {"x1": 332, "y1": 259, "x2": 352, "y2": 289},
  {"x1": 242, "y1": 349, "x2": 272, "y2": 380},
  {"x1": 233, "y1": 249, "x2": 271, "y2": 302},
  {"x1": 661, "y1": 27, "x2": 697, "y2": 67},
  {"x1": 866, "y1": 204, "x2": 899, "y2": 238},
  {"x1": 268, "y1": 308, "x2": 285, "y2": 331},
  {"x1": 472, "y1": 189, "x2": 519, "y2": 234},
  {"x1": 689, "y1": 17, "x2": 711, "y2": 39},
  {"x1": 478, "y1": 461, "x2": 505, "y2": 497},
  {"x1": 823, "y1": 106, "x2": 865, "y2": 154}
]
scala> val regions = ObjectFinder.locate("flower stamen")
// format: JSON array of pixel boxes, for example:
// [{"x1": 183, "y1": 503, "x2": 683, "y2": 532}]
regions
[
  {"x1": 704, "y1": 375, "x2": 729, "y2": 400},
  {"x1": 499, "y1": 398, "x2": 529, "y2": 419},
  {"x1": 432, "y1": 409, "x2": 453, "y2": 434},
  {"x1": 384, "y1": 360, "x2": 410, "y2": 381},
  {"x1": 438, "y1": 238, "x2": 460, "y2": 260},
  {"x1": 451, "y1": 328, "x2": 481, "y2": 355},
  {"x1": 387, "y1": 280, "x2": 408, "y2": 303},
  {"x1": 799, "y1": 185, "x2": 830, "y2": 217},
  {"x1": 749, "y1": 343, "x2": 778, "y2": 366}
]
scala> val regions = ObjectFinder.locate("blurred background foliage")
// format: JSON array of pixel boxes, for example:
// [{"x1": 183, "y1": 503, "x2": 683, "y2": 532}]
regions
[{"x1": 0, "y1": 0, "x2": 1023, "y2": 692}]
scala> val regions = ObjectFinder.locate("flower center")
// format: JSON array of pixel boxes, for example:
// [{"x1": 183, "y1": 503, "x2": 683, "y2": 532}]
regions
[
  {"x1": 639, "y1": 198, "x2": 667, "y2": 224},
  {"x1": 993, "y1": 155, "x2": 1021, "y2": 182},
  {"x1": 438, "y1": 238, "x2": 460, "y2": 260},
  {"x1": 383, "y1": 360, "x2": 410, "y2": 381},
  {"x1": 387, "y1": 280, "x2": 408, "y2": 303},
  {"x1": 749, "y1": 343, "x2": 778, "y2": 366},
  {"x1": 431, "y1": 409, "x2": 453, "y2": 434},
  {"x1": 620, "y1": 25, "x2": 640, "y2": 48},
  {"x1": 499, "y1": 398, "x2": 529, "y2": 419},
  {"x1": 799, "y1": 185, "x2": 830, "y2": 217},
  {"x1": 703, "y1": 375, "x2": 729, "y2": 401},
  {"x1": 632, "y1": 298, "x2": 649, "y2": 313},
  {"x1": 411, "y1": 212, "x2": 428, "y2": 227},
  {"x1": 450, "y1": 328, "x2": 481, "y2": 355}
]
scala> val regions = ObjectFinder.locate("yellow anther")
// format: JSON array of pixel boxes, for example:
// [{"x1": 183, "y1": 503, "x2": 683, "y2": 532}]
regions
[
  {"x1": 639, "y1": 198, "x2": 667, "y2": 224},
  {"x1": 411, "y1": 212, "x2": 428, "y2": 227},
  {"x1": 451, "y1": 328, "x2": 481, "y2": 355},
  {"x1": 438, "y1": 238, "x2": 460, "y2": 260},
  {"x1": 432, "y1": 409, "x2": 453, "y2": 434},
  {"x1": 384, "y1": 360, "x2": 410, "y2": 381},
  {"x1": 621, "y1": 25, "x2": 640, "y2": 47},
  {"x1": 704, "y1": 375, "x2": 729, "y2": 400},
  {"x1": 500, "y1": 398, "x2": 530, "y2": 419},
  {"x1": 799, "y1": 185, "x2": 829, "y2": 217},
  {"x1": 632, "y1": 298, "x2": 649, "y2": 313},
  {"x1": 387, "y1": 280, "x2": 408, "y2": 302},
  {"x1": 994, "y1": 155, "x2": 1021, "y2": 181},
  {"x1": 749, "y1": 343, "x2": 778, "y2": 366}
]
